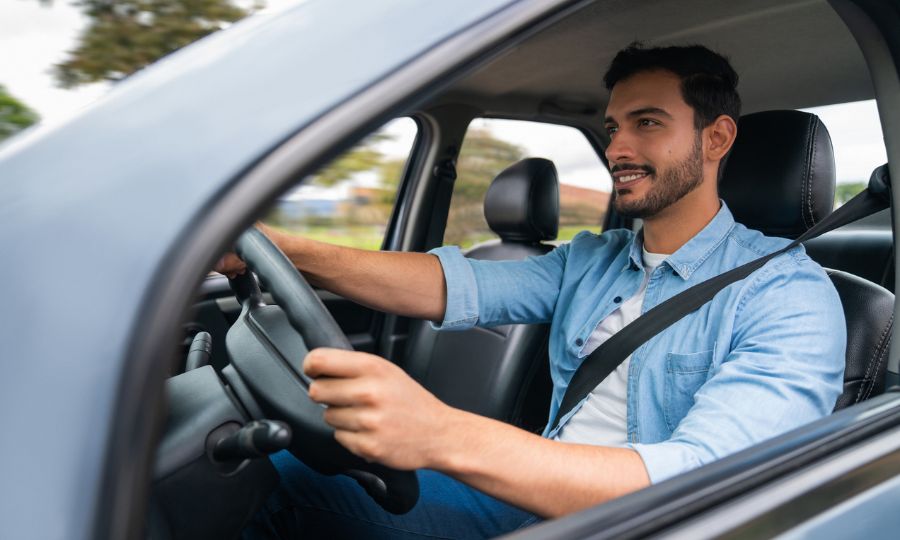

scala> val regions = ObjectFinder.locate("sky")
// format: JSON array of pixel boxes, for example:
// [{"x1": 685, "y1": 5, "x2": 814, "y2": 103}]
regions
[
  {"x1": 0, "y1": 0, "x2": 302, "y2": 124},
  {"x1": 0, "y1": 0, "x2": 888, "y2": 185}
]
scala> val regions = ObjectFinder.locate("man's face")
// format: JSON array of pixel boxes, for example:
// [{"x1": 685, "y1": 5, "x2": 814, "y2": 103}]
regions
[{"x1": 603, "y1": 70, "x2": 705, "y2": 219}]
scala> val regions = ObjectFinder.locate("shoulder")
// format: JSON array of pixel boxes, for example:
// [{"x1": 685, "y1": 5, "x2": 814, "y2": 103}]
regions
[
  {"x1": 726, "y1": 221, "x2": 793, "y2": 259},
  {"x1": 552, "y1": 228, "x2": 633, "y2": 267},
  {"x1": 564, "y1": 227, "x2": 633, "y2": 252},
  {"x1": 728, "y1": 225, "x2": 841, "y2": 318}
]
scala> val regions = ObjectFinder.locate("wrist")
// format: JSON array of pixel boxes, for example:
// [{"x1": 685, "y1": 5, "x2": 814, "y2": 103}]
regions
[{"x1": 425, "y1": 406, "x2": 478, "y2": 474}]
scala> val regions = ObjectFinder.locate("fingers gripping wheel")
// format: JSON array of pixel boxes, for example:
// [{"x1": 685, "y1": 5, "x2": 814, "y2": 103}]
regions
[{"x1": 225, "y1": 228, "x2": 419, "y2": 514}]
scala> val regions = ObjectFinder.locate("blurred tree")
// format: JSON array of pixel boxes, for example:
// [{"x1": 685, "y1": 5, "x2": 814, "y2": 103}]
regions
[
  {"x1": 53, "y1": 0, "x2": 261, "y2": 88},
  {"x1": 0, "y1": 85, "x2": 41, "y2": 142},
  {"x1": 266, "y1": 126, "x2": 524, "y2": 247},
  {"x1": 835, "y1": 181, "x2": 867, "y2": 206},
  {"x1": 444, "y1": 128, "x2": 525, "y2": 246},
  {"x1": 309, "y1": 133, "x2": 391, "y2": 187}
]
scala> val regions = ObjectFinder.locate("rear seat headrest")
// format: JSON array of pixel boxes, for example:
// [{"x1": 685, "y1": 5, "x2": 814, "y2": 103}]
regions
[
  {"x1": 484, "y1": 158, "x2": 559, "y2": 243},
  {"x1": 720, "y1": 110, "x2": 836, "y2": 239}
]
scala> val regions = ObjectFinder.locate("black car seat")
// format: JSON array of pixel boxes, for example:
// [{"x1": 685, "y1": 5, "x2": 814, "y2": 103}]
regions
[
  {"x1": 403, "y1": 158, "x2": 559, "y2": 431},
  {"x1": 720, "y1": 110, "x2": 894, "y2": 410}
]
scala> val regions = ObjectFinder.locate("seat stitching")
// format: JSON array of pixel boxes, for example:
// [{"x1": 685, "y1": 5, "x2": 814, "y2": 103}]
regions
[
  {"x1": 865, "y1": 314, "x2": 893, "y2": 401},
  {"x1": 801, "y1": 117, "x2": 815, "y2": 230},
  {"x1": 857, "y1": 313, "x2": 893, "y2": 402},
  {"x1": 855, "y1": 317, "x2": 883, "y2": 402},
  {"x1": 808, "y1": 119, "x2": 818, "y2": 227},
  {"x1": 799, "y1": 117, "x2": 811, "y2": 229}
]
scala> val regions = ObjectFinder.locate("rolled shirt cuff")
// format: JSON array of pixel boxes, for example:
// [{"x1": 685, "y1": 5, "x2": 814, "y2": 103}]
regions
[
  {"x1": 628, "y1": 441, "x2": 704, "y2": 484},
  {"x1": 427, "y1": 246, "x2": 479, "y2": 331}
]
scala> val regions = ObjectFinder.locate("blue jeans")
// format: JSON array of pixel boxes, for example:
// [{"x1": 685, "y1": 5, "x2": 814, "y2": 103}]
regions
[{"x1": 244, "y1": 451, "x2": 540, "y2": 539}]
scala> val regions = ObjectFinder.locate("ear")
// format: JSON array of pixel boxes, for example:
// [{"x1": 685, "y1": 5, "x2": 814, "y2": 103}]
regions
[{"x1": 704, "y1": 114, "x2": 738, "y2": 162}]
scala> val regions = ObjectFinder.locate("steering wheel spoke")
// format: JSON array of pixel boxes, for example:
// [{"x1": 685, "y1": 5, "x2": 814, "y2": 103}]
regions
[{"x1": 224, "y1": 227, "x2": 420, "y2": 514}]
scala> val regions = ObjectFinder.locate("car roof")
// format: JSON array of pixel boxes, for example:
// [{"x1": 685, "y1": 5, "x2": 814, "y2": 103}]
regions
[{"x1": 434, "y1": 0, "x2": 871, "y2": 124}]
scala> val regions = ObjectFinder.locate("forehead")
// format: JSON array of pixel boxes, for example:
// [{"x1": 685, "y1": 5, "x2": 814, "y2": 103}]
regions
[{"x1": 605, "y1": 69, "x2": 691, "y2": 118}]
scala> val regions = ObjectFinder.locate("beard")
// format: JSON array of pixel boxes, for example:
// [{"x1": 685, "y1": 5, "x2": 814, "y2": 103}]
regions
[{"x1": 613, "y1": 135, "x2": 704, "y2": 219}]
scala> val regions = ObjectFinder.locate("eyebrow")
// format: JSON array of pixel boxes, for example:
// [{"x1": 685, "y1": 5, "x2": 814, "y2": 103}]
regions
[{"x1": 604, "y1": 107, "x2": 674, "y2": 124}]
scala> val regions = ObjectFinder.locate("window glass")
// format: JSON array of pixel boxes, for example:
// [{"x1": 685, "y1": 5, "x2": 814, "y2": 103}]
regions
[
  {"x1": 444, "y1": 119, "x2": 612, "y2": 249},
  {"x1": 801, "y1": 99, "x2": 887, "y2": 207},
  {"x1": 262, "y1": 118, "x2": 417, "y2": 249}
]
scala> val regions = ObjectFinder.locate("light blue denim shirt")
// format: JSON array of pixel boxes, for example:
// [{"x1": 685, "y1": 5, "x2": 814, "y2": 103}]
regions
[{"x1": 429, "y1": 203, "x2": 846, "y2": 483}]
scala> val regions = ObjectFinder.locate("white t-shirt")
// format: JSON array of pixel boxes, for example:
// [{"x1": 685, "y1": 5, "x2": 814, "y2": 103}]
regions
[{"x1": 554, "y1": 248, "x2": 668, "y2": 445}]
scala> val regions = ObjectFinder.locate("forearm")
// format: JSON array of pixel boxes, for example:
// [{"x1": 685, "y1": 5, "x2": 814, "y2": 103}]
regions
[
  {"x1": 260, "y1": 225, "x2": 447, "y2": 322},
  {"x1": 430, "y1": 409, "x2": 650, "y2": 518}
]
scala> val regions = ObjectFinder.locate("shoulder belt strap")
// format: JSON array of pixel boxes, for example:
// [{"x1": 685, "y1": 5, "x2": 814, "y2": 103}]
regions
[{"x1": 548, "y1": 165, "x2": 892, "y2": 433}]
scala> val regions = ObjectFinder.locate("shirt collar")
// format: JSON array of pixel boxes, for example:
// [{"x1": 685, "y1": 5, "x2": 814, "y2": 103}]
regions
[{"x1": 627, "y1": 201, "x2": 736, "y2": 280}]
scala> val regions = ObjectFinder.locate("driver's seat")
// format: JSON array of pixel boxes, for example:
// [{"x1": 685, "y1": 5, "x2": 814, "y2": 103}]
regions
[
  {"x1": 403, "y1": 158, "x2": 558, "y2": 431},
  {"x1": 720, "y1": 110, "x2": 894, "y2": 409}
]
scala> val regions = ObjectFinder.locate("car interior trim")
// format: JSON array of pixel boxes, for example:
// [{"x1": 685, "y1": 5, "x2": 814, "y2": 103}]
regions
[{"x1": 829, "y1": 0, "x2": 900, "y2": 384}]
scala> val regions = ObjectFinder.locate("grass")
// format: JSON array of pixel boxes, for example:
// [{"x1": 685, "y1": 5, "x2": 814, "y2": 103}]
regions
[
  {"x1": 269, "y1": 224, "x2": 386, "y2": 250},
  {"x1": 266, "y1": 223, "x2": 603, "y2": 252}
]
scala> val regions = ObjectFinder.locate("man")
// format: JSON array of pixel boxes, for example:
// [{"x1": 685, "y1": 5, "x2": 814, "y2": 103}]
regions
[{"x1": 233, "y1": 44, "x2": 845, "y2": 538}]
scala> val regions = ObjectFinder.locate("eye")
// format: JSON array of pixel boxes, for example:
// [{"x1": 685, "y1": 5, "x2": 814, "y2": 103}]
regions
[
  {"x1": 605, "y1": 125, "x2": 619, "y2": 136},
  {"x1": 638, "y1": 118, "x2": 660, "y2": 128}
]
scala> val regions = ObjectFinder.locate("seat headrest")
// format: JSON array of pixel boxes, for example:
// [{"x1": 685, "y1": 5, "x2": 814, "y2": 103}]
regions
[
  {"x1": 720, "y1": 110, "x2": 836, "y2": 239},
  {"x1": 484, "y1": 158, "x2": 559, "y2": 243}
]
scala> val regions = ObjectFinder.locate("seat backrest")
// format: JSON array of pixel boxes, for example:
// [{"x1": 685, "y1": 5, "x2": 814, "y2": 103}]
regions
[
  {"x1": 721, "y1": 110, "x2": 893, "y2": 407},
  {"x1": 828, "y1": 269, "x2": 894, "y2": 409},
  {"x1": 403, "y1": 158, "x2": 559, "y2": 430},
  {"x1": 804, "y1": 226, "x2": 894, "y2": 293}
]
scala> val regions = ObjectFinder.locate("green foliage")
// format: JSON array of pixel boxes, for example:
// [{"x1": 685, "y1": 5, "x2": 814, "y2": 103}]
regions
[
  {"x1": 264, "y1": 131, "x2": 403, "y2": 243},
  {"x1": 443, "y1": 129, "x2": 526, "y2": 246},
  {"x1": 266, "y1": 126, "x2": 538, "y2": 250},
  {"x1": 0, "y1": 85, "x2": 40, "y2": 142},
  {"x1": 376, "y1": 158, "x2": 407, "y2": 206},
  {"x1": 309, "y1": 133, "x2": 392, "y2": 187},
  {"x1": 54, "y1": 0, "x2": 259, "y2": 88},
  {"x1": 835, "y1": 181, "x2": 867, "y2": 206}
]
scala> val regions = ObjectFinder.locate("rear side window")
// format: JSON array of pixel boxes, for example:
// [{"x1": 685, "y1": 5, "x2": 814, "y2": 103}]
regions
[
  {"x1": 444, "y1": 119, "x2": 612, "y2": 249},
  {"x1": 262, "y1": 118, "x2": 417, "y2": 249}
]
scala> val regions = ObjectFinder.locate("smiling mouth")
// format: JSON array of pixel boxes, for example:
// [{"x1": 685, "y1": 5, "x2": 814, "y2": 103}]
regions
[{"x1": 614, "y1": 171, "x2": 651, "y2": 186}]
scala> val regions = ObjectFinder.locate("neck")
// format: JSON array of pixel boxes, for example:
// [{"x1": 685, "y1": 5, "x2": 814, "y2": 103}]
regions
[{"x1": 641, "y1": 190, "x2": 721, "y2": 254}]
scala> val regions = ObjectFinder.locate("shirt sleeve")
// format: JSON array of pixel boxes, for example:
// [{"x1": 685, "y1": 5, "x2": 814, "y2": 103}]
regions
[
  {"x1": 630, "y1": 252, "x2": 847, "y2": 483},
  {"x1": 428, "y1": 240, "x2": 572, "y2": 331}
]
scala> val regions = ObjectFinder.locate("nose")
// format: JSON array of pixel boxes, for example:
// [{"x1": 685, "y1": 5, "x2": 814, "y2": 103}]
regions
[{"x1": 605, "y1": 130, "x2": 636, "y2": 164}]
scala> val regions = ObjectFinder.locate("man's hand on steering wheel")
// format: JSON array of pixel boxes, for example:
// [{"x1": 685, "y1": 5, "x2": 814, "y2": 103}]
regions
[
  {"x1": 216, "y1": 252, "x2": 247, "y2": 278},
  {"x1": 215, "y1": 223, "x2": 286, "y2": 278},
  {"x1": 304, "y1": 348, "x2": 457, "y2": 471},
  {"x1": 226, "y1": 226, "x2": 421, "y2": 513}
]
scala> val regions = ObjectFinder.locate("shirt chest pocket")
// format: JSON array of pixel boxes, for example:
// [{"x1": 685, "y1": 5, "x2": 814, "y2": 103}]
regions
[{"x1": 663, "y1": 347, "x2": 715, "y2": 431}]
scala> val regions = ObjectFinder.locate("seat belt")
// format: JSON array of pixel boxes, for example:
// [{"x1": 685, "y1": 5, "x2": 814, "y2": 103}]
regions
[{"x1": 549, "y1": 165, "x2": 892, "y2": 433}]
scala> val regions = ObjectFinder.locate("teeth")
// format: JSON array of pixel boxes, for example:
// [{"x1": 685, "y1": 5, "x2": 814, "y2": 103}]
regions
[{"x1": 617, "y1": 173, "x2": 646, "y2": 184}]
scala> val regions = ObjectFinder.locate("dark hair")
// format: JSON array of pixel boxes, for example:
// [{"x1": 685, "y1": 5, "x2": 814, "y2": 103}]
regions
[{"x1": 603, "y1": 43, "x2": 741, "y2": 131}]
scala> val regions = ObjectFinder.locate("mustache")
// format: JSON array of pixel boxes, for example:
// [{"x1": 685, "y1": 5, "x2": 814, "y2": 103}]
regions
[{"x1": 610, "y1": 163, "x2": 656, "y2": 175}]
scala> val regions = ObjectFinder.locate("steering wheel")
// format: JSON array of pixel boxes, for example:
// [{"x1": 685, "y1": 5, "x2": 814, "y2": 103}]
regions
[{"x1": 224, "y1": 227, "x2": 419, "y2": 514}]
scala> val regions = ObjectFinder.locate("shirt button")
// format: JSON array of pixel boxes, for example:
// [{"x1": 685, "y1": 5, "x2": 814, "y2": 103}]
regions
[
  {"x1": 575, "y1": 338, "x2": 584, "y2": 346},
  {"x1": 613, "y1": 296, "x2": 622, "y2": 303}
]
